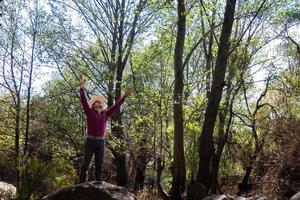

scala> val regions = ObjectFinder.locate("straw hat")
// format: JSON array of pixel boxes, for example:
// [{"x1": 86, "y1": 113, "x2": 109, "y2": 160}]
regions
[{"x1": 88, "y1": 95, "x2": 105, "y2": 108}]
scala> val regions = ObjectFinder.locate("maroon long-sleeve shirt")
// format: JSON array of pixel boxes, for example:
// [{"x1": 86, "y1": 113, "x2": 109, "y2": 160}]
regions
[{"x1": 80, "y1": 88, "x2": 126, "y2": 137}]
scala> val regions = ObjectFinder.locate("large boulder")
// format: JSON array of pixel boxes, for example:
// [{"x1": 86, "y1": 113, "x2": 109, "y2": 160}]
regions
[
  {"x1": 291, "y1": 192, "x2": 300, "y2": 200},
  {"x1": 0, "y1": 181, "x2": 16, "y2": 199},
  {"x1": 42, "y1": 181, "x2": 136, "y2": 200}
]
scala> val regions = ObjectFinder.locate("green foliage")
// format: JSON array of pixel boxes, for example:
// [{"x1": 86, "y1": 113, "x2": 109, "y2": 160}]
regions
[
  {"x1": 47, "y1": 157, "x2": 77, "y2": 189},
  {"x1": 19, "y1": 157, "x2": 76, "y2": 200}
]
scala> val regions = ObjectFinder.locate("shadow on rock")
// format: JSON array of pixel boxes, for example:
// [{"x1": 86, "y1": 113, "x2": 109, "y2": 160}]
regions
[{"x1": 42, "y1": 181, "x2": 136, "y2": 200}]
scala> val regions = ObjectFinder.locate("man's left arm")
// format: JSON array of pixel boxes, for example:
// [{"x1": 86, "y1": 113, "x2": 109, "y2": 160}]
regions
[{"x1": 105, "y1": 88, "x2": 133, "y2": 118}]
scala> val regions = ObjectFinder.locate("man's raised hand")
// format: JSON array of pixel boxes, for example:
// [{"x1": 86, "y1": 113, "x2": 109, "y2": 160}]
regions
[
  {"x1": 125, "y1": 87, "x2": 133, "y2": 97},
  {"x1": 80, "y1": 74, "x2": 84, "y2": 89}
]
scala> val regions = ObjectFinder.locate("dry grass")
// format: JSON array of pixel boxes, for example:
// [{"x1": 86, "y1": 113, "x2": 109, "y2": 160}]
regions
[
  {"x1": 136, "y1": 187, "x2": 164, "y2": 200},
  {"x1": 248, "y1": 118, "x2": 300, "y2": 199}
]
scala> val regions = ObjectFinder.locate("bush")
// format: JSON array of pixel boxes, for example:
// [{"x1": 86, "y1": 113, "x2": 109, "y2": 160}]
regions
[{"x1": 18, "y1": 157, "x2": 77, "y2": 200}]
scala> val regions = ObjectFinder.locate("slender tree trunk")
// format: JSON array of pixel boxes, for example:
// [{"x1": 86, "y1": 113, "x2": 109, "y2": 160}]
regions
[
  {"x1": 108, "y1": 0, "x2": 128, "y2": 186},
  {"x1": 110, "y1": 65, "x2": 128, "y2": 186},
  {"x1": 15, "y1": 104, "x2": 20, "y2": 163},
  {"x1": 134, "y1": 135, "x2": 147, "y2": 190},
  {"x1": 10, "y1": 26, "x2": 23, "y2": 197},
  {"x1": 197, "y1": 0, "x2": 236, "y2": 190},
  {"x1": 110, "y1": 0, "x2": 128, "y2": 186},
  {"x1": 10, "y1": 30, "x2": 21, "y2": 187},
  {"x1": 211, "y1": 97, "x2": 235, "y2": 193},
  {"x1": 237, "y1": 76, "x2": 271, "y2": 195},
  {"x1": 10, "y1": 32, "x2": 20, "y2": 168},
  {"x1": 211, "y1": 95, "x2": 233, "y2": 193},
  {"x1": 237, "y1": 149, "x2": 258, "y2": 196},
  {"x1": 24, "y1": 30, "x2": 36, "y2": 156},
  {"x1": 200, "y1": 4, "x2": 215, "y2": 98},
  {"x1": 237, "y1": 112, "x2": 261, "y2": 195},
  {"x1": 210, "y1": 59, "x2": 236, "y2": 192},
  {"x1": 170, "y1": 0, "x2": 186, "y2": 199},
  {"x1": 156, "y1": 156, "x2": 169, "y2": 200},
  {"x1": 187, "y1": 0, "x2": 237, "y2": 199},
  {"x1": 237, "y1": 121, "x2": 261, "y2": 196}
]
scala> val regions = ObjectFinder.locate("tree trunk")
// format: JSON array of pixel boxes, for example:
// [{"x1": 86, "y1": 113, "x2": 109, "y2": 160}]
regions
[
  {"x1": 200, "y1": 3, "x2": 215, "y2": 98},
  {"x1": 237, "y1": 150, "x2": 258, "y2": 196},
  {"x1": 110, "y1": 64, "x2": 128, "y2": 186},
  {"x1": 238, "y1": 124, "x2": 261, "y2": 196},
  {"x1": 10, "y1": 27, "x2": 22, "y2": 197},
  {"x1": 210, "y1": 60, "x2": 238, "y2": 192},
  {"x1": 109, "y1": 0, "x2": 145, "y2": 186},
  {"x1": 237, "y1": 75, "x2": 271, "y2": 196},
  {"x1": 156, "y1": 157, "x2": 169, "y2": 200},
  {"x1": 24, "y1": 30, "x2": 36, "y2": 156},
  {"x1": 210, "y1": 95, "x2": 233, "y2": 193},
  {"x1": 187, "y1": 0, "x2": 237, "y2": 198},
  {"x1": 111, "y1": 0, "x2": 128, "y2": 184},
  {"x1": 170, "y1": 0, "x2": 186, "y2": 199},
  {"x1": 134, "y1": 142, "x2": 147, "y2": 190}
]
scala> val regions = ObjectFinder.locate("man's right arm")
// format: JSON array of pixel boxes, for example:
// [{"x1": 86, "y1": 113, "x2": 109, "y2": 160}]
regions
[
  {"x1": 79, "y1": 74, "x2": 91, "y2": 115},
  {"x1": 80, "y1": 87, "x2": 91, "y2": 115}
]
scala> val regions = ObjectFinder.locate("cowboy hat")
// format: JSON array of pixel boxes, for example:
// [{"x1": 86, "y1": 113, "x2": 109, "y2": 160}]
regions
[{"x1": 88, "y1": 95, "x2": 105, "y2": 108}]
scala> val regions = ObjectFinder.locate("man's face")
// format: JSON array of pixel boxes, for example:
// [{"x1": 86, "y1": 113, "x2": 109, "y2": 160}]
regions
[{"x1": 93, "y1": 101, "x2": 103, "y2": 112}]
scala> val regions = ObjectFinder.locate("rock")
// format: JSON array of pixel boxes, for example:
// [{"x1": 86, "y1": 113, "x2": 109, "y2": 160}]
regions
[
  {"x1": 202, "y1": 194, "x2": 268, "y2": 200},
  {"x1": 234, "y1": 197, "x2": 247, "y2": 200},
  {"x1": 234, "y1": 194, "x2": 268, "y2": 200},
  {"x1": 234, "y1": 195, "x2": 268, "y2": 200},
  {"x1": 42, "y1": 181, "x2": 136, "y2": 200},
  {"x1": 246, "y1": 194, "x2": 268, "y2": 200},
  {"x1": 291, "y1": 192, "x2": 300, "y2": 200},
  {"x1": 0, "y1": 181, "x2": 16, "y2": 199},
  {"x1": 203, "y1": 194, "x2": 233, "y2": 200}
]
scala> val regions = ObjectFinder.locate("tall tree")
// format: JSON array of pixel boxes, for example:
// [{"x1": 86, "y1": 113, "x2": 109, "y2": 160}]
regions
[
  {"x1": 24, "y1": 0, "x2": 40, "y2": 156},
  {"x1": 197, "y1": 0, "x2": 236, "y2": 192},
  {"x1": 188, "y1": 0, "x2": 237, "y2": 198},
  {"x1": 0, "y1": 1, "x2": 23, "y2": 192},
  {"x1": 170, "y1": 0, "x2": 186, "y2": 199},
  {"x1": 0, "y1": 1, "x2": 50, "y2": 198}
]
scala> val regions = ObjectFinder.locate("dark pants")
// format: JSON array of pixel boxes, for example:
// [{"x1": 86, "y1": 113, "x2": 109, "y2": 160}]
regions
[{"x1": 79, "y1": 138, "x2": 105, "y2": 183}]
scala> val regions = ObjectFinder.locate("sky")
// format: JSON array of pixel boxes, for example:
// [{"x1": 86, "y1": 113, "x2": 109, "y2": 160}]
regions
[
  {"x1": 32, "y1": 26, "x2": 300, "y2": 97},
  {"x1": 251, "y1": 24, "x2": 300, "y2": 89},
  {"x1": 14, "y1": 0, "x2": 300, "y2": 97}
]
